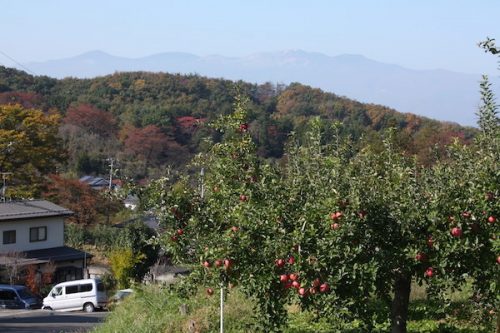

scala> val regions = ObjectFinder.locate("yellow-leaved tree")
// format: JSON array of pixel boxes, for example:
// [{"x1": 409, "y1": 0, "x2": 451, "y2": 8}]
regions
[{"x1": 0, "y1": 104, "x2": 64, "y2": 198}]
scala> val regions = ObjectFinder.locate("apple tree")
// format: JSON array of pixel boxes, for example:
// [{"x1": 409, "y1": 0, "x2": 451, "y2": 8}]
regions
[{"x1": 143, "y1": 95, "x2": 498, "y2": 332}]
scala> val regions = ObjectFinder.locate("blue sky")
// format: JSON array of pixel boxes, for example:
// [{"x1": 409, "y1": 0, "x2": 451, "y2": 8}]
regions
[{"x1": 1, "y1": 0, "x2": 499, "y2": 74}]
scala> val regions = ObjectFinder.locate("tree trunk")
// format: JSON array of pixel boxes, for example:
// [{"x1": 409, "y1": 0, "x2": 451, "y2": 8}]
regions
[{"x1": 391, "y1": 275, "x2": 411, "y2": 333}]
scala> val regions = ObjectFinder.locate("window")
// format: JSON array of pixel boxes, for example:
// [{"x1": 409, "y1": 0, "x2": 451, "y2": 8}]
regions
[
  {"x1": 52, "y1": 287, "x2": 63, "y2": 296},
  {"x1": 0, "y1": 289, "x2": 17, "y2": 300},
  {"x1": 29, "y1": 226, "x2": 47, "y2": 242},
  {"x1": 3, "y1": 230, "x2": 16, "y2": 244},
  {"x1": 65, "y1": 285, "x2": 79, "y2": 294},
  {"x1": 80, "y1": 284, "x2": 92, "y2": 292}
]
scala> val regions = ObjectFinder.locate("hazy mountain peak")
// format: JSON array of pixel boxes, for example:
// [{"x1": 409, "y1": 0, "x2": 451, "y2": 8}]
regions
[
  {"x1": 334, "y1": 53, "x2": 369, "y2": 61},
  {"x1": 21, "y1": 50, "x2": 497, "y2": 126},
  {"x1": 77, "y1": 50, "x2": 113, "y2": 57}
]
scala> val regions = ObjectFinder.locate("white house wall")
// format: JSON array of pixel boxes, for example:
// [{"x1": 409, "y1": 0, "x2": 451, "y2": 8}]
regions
[{"x1": 0, "y1": 217, "x2": 64, "y2": 253}]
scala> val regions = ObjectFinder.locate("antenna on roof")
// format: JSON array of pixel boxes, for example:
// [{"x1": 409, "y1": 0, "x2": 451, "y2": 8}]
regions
[{"x1": 0, "y1": 172, "x2": 13, "y2": 202}]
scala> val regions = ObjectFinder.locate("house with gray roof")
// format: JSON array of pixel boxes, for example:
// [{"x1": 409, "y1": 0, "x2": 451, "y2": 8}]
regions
[
  {"x1": 0, "y1": 200, "x2": 92, "y2": 284},
  {"x1": 79, "y1": 176, "x2": 111, "y2": 190}
]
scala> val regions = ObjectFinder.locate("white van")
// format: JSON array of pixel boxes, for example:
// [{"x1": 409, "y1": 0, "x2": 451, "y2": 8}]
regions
[{"x1": 42, "y1": 278, "x2": 107, "y2": 312}]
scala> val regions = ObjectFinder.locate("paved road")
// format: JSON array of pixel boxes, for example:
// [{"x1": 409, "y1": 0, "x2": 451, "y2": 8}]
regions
[{"x1": 0, "y1": 309, "x2": 108, "y2": 333}]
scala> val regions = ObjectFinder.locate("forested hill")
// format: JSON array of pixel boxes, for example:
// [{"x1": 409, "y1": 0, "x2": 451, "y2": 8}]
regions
[{"x1": 0, "y1": 65, "x2": 476, "y2": 179}]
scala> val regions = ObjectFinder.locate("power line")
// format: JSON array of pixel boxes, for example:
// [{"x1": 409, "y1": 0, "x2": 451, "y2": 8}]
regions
[{"x1": 0, "y1": 49, "x2": 37, "y2": 75}]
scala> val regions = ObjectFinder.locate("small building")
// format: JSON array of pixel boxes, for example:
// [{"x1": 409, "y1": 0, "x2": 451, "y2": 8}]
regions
[
  {"x1": 0, "y1": 200, "x2": 92, "y2": 285},
  {"x1": 124, "y1": 195, "x2": 139, "y2": 210},
  {"x1": 79, "y1": 176, "x2": 111, "y2": 190}
]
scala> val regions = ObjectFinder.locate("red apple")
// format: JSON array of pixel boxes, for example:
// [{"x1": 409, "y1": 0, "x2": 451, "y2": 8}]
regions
[
  {"x1": 298, "y1": 287, "x2": 308, "y2": 296},
  {"x1": 497, "y1": 256, "x2": 500, "y2": 264},
  {"x1": 488, "y1": 216, "x2": 496, "y2": 224},
  {"x1": 275, "y1": 259, "x2": 285, "y2": 268},
  {"x1": 309, "y1": 287, "x2": 317, "y2": 295},
  {"x1": 284, "y1": 282, "x2": 293, "y2": 289},
  {"x1": 415, "y1": 252, "x2": 427, "y2": 262},
  {"x1": 331, "y1": 223, "x2": 340, "y2": 230},
  {"x1": 291, "y1": 281, "x2": 300, "y2": 289},
  {"x1": 319, "y1": 283, "x2": 330, "y2": 293},
  {"x1": 203, "y1": 261, "x2": 211, "y2": 268},
  {"x1": 279, "y1": 274, "x2": 289, "y2": 283},
  {"x1": 312, "y1": 278, "x2": 321, "y2": 288},
  {"x1": 289, "y1": 273, "x2": 298, "y2": 281},
  {"x1": 214, "y1": 259, "x2": 223, "y2": 268},
  {"x1": 224, "y1": 259, "x2": 233, "y2": 269},
  {"x1": 287, "y1": 256, "x2": 295, "y2": 265},
  {"x1": 427, "y1": 236, "x2": 434, "y2": 248},
  {"x1": 239, "y1": 123, "x2": 248, "y2": 132},
  {"x1": 424, "y1": 267, "x2": 434, "y2": 277},
  {"x1": 330, "y1": 211, "x2": 343, "y2": 220},
  {"x1": 231, "y1": 226, "x2": 239, "y2": 232},
  {"x1": 170, "y1": 235, "x2": 178, "y2": 242},
  {"x1": 176, "y1": 229, "x2": 184, "y2": 236},
  {"x1": 206, "y1": 288, "x2": 214, "y2": 296},
  {"x1": 451, "y1": 227, "x2": 462, "y2": 238},
  {"x1": 239, "y1": 194, "x2": 248, "y2": 202},
  {"x1": 462, "y1": 211, "x2": 471, "y2": 218}
]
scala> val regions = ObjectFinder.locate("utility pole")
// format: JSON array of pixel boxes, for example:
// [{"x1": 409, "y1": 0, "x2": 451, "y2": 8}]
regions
[
  {"x1": 107, "y1": 158, "x2": 115, "y2": 191},
  {"x1": 200, "y1": 167, "x2": 205, "y2": 199},
  {"x1": 200, "y1": 167, "x2": 223, "y2": 331},
  {"x1": 220, "y1": 281, "x2": 224, "y2": 333},
  {"x1": 0, "y1": 172, "x2": 12, "y2": 202},
  {"x1": 105, "y1": 158, "x2": 116, "y2": 225}
]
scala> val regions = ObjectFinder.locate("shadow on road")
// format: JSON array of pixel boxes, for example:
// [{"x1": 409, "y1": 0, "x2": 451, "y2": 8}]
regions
[{"x1": 0, "y1": 311, "x2": 107, "y2": 333}]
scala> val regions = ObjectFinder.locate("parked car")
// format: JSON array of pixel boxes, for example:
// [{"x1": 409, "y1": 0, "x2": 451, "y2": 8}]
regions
[
  {"x1": 0, "y1": 284, "x2": 42, "y2": 309},
  {"x1": 108, "y1": 288, "x2": 133, "y2": 309},
  {"x1": 110, "y1": 288, "x2": 133, "y2": 303},
  {"x1": 42, "y1": 278, "x2": 107, "y2": 312}
]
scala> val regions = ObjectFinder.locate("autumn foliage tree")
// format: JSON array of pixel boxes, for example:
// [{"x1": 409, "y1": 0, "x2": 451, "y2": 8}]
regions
[
  {"x1": 43, "y1": 174, "x2": 99, "y2": 225},
  {"x1": 64, "y1": 103, "x2": 117, "y2": 137},
  {"x1": 0, "y1": 91, "x2": 44, "y2": 109},
  {"x1": 43, "y1": 174, "x2": 122, "y2": 225},
  {"x1": 24, "y1": 265, "x2": 40, "y2": 294},
  {"x1": 0, "y1": 104, "x2": 64, "y2": 198},
  {"x1": 120, "y1": 124, "x2": 172, "y2": 168}
]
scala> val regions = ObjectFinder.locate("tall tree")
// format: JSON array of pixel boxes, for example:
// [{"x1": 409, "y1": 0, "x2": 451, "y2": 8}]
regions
[
  {"x1": 43, "y1": 174, "x2": 123, "y2": 225},
  {"x1": 477, "y1": 76, "x2": 499, "y2": 135},
  {"x1": 64, "y1": 103, "x2": 117, "y2": 137},
  {"x1": 0, "y1": 104, "x2": 64, "y2": 198},
  {"x1": 120, "y1": 124, "x2": 171, "y2": 169}
]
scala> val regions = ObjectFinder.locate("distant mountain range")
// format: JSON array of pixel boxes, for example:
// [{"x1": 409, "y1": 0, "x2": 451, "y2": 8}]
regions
[{"x1": 22, "y1": 50, "x2": 499, "y2": 126}]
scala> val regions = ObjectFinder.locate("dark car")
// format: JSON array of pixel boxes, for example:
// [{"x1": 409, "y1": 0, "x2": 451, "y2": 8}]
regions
[{"x1": 0, "y1": 285, "x2": 43, "y2": 309}]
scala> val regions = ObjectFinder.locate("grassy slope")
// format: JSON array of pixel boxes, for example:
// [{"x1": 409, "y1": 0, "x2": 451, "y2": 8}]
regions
[{"x1": 93, "y1": 285, "x2": 495, "y2": 333}]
